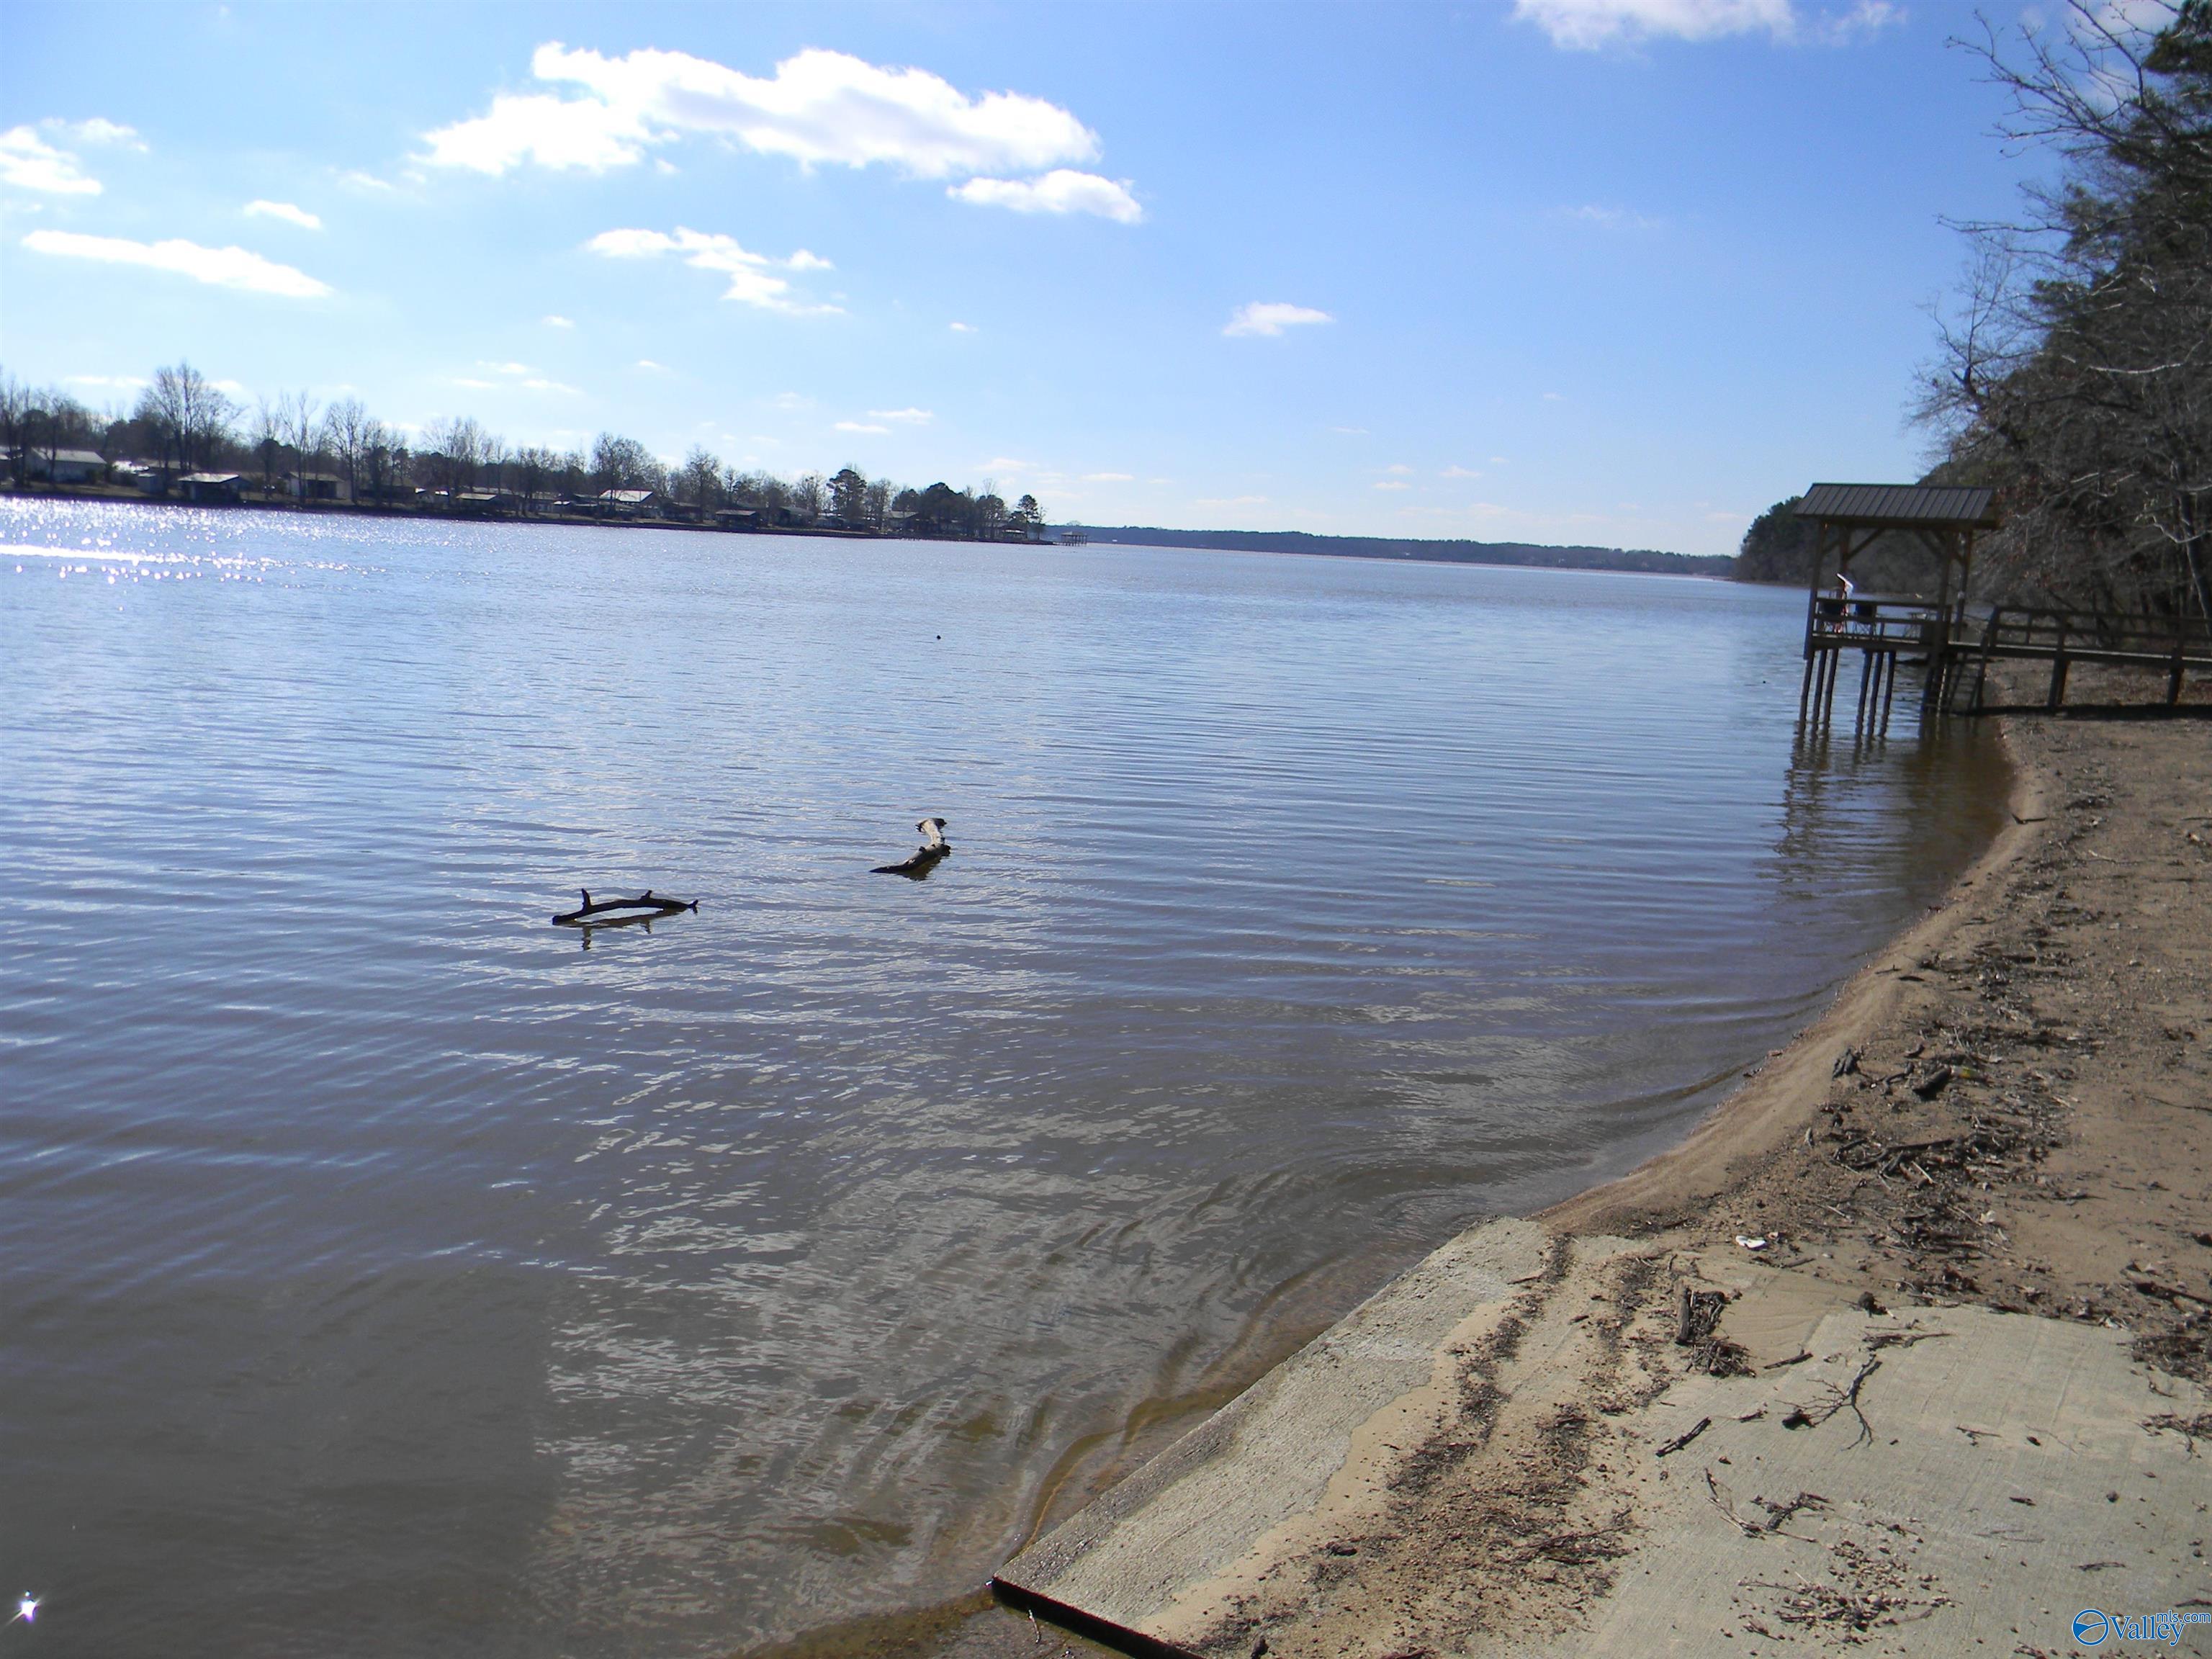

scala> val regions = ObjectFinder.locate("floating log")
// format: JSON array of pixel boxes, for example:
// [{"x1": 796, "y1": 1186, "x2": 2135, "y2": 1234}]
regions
[
  {"x1": 871, "y1": 845, "x2": 951, "y2": 879},
  {"x1": 552, "y1": 888, "x2": 699, "y2": 925}
]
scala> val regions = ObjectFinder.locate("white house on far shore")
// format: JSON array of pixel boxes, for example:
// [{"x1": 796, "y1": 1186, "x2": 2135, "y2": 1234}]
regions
[{"x1": 8, "y1": 446, "x2": 107, "y2": 485}]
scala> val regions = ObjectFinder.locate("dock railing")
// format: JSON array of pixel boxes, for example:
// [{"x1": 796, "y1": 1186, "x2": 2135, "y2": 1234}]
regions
[
  {"x1": 1799, "y1": 592, "x2": 2208, "y2": 727},
  {"x1": 1957, "y1": 603, "x2": 2211, "y2": 709},
  {"x1": 1803, "y1": 591, "x2": 1948, "y2": 654},
  {"x1": 1797, "y1": 591, "x2": 1948, "y2": 733}
]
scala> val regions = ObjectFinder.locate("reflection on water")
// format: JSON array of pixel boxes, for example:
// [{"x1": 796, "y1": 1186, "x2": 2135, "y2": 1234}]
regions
[{"x1": 0, "y1": 504, "x2": 2007, "y2": 1656}]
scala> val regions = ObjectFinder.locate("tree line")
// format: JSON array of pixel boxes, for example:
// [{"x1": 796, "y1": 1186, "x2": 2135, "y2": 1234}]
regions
[
  {"x1": 1736, "y1": 0, "x2": 2209, "y2": 621},
  {"x1": 0, "y1": 364, "x2": 1047, "y2": 541}
]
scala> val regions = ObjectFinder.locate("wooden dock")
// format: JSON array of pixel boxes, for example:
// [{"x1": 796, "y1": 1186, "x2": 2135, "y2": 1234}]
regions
[
  {"x1": 1799, "y1": 593, "x2": 2212, "y2": 734},
  {"x1": 1788, "y1": 480, "x2": 2208, "y2": 733}
]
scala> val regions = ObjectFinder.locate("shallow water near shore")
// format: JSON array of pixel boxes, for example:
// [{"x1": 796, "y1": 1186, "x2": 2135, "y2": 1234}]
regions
[{"x1": 0, "y1": 501, "x2": 2007, "y2": 1656}]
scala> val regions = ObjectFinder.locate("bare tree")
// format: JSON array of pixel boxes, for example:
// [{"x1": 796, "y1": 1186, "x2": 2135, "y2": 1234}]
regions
[
  {"x1": 252, "y1": 397, "x2": 284, "y2": 493},
  {"x1": 134, "y1": 364, "x2": 238, "y2": 477},
  {"x1": 359, "y1": 422, "x2": 402, "y2": 507},
  {"x1": 319, "y1": 397, "x2": 373, "y2": 503},
  {"x1": 589, "y1": 432, "x2": 659, "y2": 495},
  {"x1": 279, "y1": 390, "x2": 320, "y2": 485},
  {"x1": 678, "y1": 446, "x2": 722, "y2": 516},
  {"x1": 0, "y1": 374, "x2": 35, "y2": 486},
  {"x1": 423, "y1": 415, "x2": 490, "y2": 501},
  {"x1": 1921, "y1": 1, "x2": 2211, "y2": 619},
  {"x1": 513, "y1": 446, "x2": 561, "y2": 513}
]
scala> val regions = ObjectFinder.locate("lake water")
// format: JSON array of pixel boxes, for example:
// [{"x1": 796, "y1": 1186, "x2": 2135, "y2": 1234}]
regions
[{"x1": 0, "y1": 502, "x2": 2007, "y2": 1656}]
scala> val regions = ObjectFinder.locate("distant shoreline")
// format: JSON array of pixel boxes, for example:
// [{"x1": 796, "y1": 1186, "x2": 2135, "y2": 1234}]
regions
[
  {"x1": 1061, "y1": 523, "x2": 1735, "y2": 578},
  {"x1": 0, "y1": 481, "x2": 1033, "y2": 547},
  {"x1": 0, "y1": 485, "x2": 1730, "y2": 579}
]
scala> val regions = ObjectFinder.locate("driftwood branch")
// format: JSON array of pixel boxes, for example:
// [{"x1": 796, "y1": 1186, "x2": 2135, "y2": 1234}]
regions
[{"x1": 552, "y1": 888, "x2": 699, "y2": 925}]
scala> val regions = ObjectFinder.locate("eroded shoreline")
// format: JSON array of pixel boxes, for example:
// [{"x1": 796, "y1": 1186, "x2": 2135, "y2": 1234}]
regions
[{"x1": 995, "y1": 666, "x2": 2211, "y2": 1659}]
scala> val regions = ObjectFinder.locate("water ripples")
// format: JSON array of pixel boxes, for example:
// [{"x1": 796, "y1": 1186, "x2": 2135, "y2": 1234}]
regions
[{"x1": 0, "y1": 501, "x2": 2007, "y2": 1655}]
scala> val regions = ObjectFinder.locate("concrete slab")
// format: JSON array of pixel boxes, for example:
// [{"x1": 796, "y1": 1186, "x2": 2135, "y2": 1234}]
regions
[
  {"x1": 1541, "y1": 1305, "x2": 2212, "y2": 1658},
  {"x1": 994, "y1": 1217, "x2": 1552, "y2": 1649},
  {"x1": 997, "y1": 1231, "x2": 2211, "y2": 1659}
]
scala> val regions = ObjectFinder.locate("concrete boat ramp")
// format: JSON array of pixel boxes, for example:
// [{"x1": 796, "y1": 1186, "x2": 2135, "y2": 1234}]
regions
[{"x1": 995, "y1": 1219, "x2": 2211, "y2": 1658}]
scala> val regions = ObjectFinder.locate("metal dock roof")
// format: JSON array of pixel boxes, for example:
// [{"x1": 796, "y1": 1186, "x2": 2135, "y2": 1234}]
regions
[{"x1": 1794, "y1": 483, "x2": 1999, "y2": 529}]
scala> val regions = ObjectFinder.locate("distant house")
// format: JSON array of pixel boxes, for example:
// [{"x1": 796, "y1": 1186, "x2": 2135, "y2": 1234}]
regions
[
  {"x1": 178, "y1": 472, "x2": 246, "y2": 505},
  {"x1": 287, "y1": 471, "x2": 349, "y2": 503},
  {"x1": 19, "y1": 447, "x2": 109, "y2": 485},
  {"x1": 714, "y1": 505, "x2": 762, "y2": 531},
  {"x1": 454, "y1": 489, "x2": 518, "y2": 516},
  {"x1": 598, "y1": 487, "x2": 658, "y2": 518}
]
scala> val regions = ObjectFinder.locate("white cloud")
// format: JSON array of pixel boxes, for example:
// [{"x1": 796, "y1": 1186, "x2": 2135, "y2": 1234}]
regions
[
  {"x1": 866, "y1": 407, "x2": 932, "y2": 424},
  {"x1": 47, "y1": 117, "x2": 143, "y2": 149},
  {"x1": 834, "y1": 421, "x2": 890, "y2": 434},
  {"x1": 20, "y1": 229, "x2": 331, "y2": 297},
  {"x1": 1514, "y1": 0, "x2": 1794, "y2": 47},
  {"x1": 244, "y1": 199, "x2": 322, "y2": 230},
  {"x1": 585, "y1": 225, "x2": 839, "y2": 313},
  {"x1": 637, "y1": 359, "x2": 668, "y2": 371},
  {"x1": 1385, "y1": 462, "x2": 1414, "y2": 475},
  {"x1": 1084, "y1": 472, "x2": 1133, "y2": 482},
  {"x1": 67, "y1": 373, "x2": 149, "y2": 390},
  {"x1": 948, "y1": 320, "x2": 977, "y2": 333},
  {"x1": 1543, "y1": 391, "x2": 1567, "y2": 402},
  {"x1": 1, "y1": 126, "x2": 101, "y2": 194},
  {"x1": 1195, "y1": 495, "x2": 1268, "y2": 509},
  {"x1": 543, "y1": 314, "x2": 575, "y2": 328},
  {"x1": 523, "y1": 377, "x2": 580, "y2": 394},
  {"x1": 949, "y1": 169, "x2": 1141, "y2": 223},
  {"x1": 1331, "y1": 425, "x2": 1368, "y2": 435},
  {"x1": 1223, "y1": 301, "x2": 1333, "y2": 338},
  {"x1": 424, "y1": 88, "x2": 646, "y2": 174},
  {"x1": 1441, "y1": 464, "x2": 1483, "y2": 478},
  {"x1": 1818, "y1": 1, "x2": 1902, "y2": 42},
  {"x1": 341, "y1": 169, "x2": 400, "y2": 193},
  {"x1": 478, "y1": 360, "x2": 532, "y2": 375},
  {"x1": 212, "y1": 379, "x2": 248, "y2": 396},
  {"x1": 425, "y1": 42, "x2": 1101, "y2": 181},
  {"x1": 453, "y1": 377, "x2": 496, "y2": 390},
  {"x1": 1374, "y1": 480, "x2": 1411, "y2": 491},
  {"x1": 1559, "y1": 203, "x2": 1663, "y2": 230}
]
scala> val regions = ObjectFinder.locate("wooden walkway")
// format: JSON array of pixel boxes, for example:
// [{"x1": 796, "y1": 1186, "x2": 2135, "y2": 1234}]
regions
[{"x1": 1799, "y1": 594, "x2": 2211, "y2": 733}]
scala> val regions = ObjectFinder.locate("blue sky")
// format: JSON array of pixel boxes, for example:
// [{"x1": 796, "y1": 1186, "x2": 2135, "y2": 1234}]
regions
[{"x1": 1, "y1": 0, "x2": 2050, "y2": 555}]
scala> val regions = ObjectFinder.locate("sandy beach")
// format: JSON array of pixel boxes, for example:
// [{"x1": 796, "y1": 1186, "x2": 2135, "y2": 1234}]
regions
[{"x1": 994, "y1": 664, "x2": 2212, "y2": 1658}]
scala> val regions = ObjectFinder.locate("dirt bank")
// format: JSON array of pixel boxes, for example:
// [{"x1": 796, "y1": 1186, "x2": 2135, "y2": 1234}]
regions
[{"x1": 1549, "y1": 665, "x2": 2211, "y2": 1385}]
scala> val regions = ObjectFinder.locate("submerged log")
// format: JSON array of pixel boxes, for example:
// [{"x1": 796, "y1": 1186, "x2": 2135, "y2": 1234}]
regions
[
  {"x1": 871, "y1": 845, "x2": 951, "y2": 879},
  {"x1": 552, "y1": 888, "x2": 699, "y2": 925}
]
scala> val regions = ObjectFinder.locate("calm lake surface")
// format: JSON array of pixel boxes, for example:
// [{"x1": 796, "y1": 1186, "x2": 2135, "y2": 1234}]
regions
[{"x1": 0, "y1": 503, "x2": 2007, "y2": 1655}]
